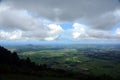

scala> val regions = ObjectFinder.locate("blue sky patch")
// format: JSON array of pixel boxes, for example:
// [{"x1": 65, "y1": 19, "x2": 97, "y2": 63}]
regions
[
  {"x1": 60, "y1": 22, "x2": 73, "y2": 30},
  {"x1": 112, "y1": 23, "x2": 120, "y2": 34}
]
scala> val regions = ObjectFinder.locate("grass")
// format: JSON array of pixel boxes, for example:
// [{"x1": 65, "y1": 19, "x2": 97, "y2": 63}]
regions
[{"x1": 18, "y1": 49, "x2": 120, "y2": 78}]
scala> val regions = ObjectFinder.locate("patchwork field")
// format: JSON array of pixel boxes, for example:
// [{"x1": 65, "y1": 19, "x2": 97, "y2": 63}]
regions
[{"x1": 7, "y1": 44, "x2": 120, "y2": 78}]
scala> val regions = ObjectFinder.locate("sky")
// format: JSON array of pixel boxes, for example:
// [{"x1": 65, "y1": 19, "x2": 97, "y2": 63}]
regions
[{"x1": 0, "y1": 0, "x2": 120, "y2": 43}]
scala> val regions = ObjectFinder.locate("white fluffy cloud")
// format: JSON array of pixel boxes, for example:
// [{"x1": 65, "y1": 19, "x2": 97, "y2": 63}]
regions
[
  {"x1": 115, "y1": 28, "x2": 120, "y2": 35},
  {"x1": 45, "y1": 24, "x2": 63, "y2": 41},
  {"x1": 71, "y1": 23, "x2": 120, "y2": 40},
  {"x1": 72, "y1": 23, "x2": 87, "y2": 39},
  {"x1": 47, "y1": 24, "x2": 63, "y2": 35},
  {"x1": 0, "y1": 4, "x2": 63, "y2": 41},
  {"x1": 0, "y1": 30, "x2": 22, "y2": 40}
]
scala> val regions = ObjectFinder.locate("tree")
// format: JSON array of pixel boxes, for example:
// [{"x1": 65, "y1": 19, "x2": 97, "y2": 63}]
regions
[{"x1": 26, "y1": 57, "x2": 31, "y2": 63}]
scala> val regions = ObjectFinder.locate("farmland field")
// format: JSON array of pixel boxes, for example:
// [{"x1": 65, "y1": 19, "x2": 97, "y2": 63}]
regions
[{"x1": 6, "y1": 44, "x2": 120, "y2": 78}]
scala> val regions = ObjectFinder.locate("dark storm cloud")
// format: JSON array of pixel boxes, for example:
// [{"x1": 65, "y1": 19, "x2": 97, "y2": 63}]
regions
[
  {"x1": 2, "y1": 0, "x2": 120, "y2": 30},
  {"x1": 2, "y1": 0, "x2": 119, "y2": 21}
]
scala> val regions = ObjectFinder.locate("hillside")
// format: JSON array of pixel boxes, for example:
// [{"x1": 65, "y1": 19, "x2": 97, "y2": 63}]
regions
[{"x1": 0, "y1": 46, "x2": 118, "y2": 80}]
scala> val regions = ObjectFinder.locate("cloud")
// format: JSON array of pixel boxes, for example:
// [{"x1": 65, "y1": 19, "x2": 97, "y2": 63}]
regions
[
  {"x1": 72, "y1": 23, "x2": 88, "y2": 39},
  {"x1": 0, "y1": 3, "x2": 63, "y2": 41},
  {"x1": 47, "y1": 24, "x2": 63, "y2": 35},
  {"x1": 1, "y1": 0, "x2": 120, "y2": 41},
  {"x1": 4, "y1": 0, "x2": 119, "y2": 31},
  {"x1": 86, "y1": 9, "x2": 120, "y2": 30},
  {"x1": 0, "y1": 30, "x2": 22, "y2": 40},
  {"x1": 86, "y1": 29, "x2": 112, "y2": 40},
  {"x1": 45, "y1": 24, "x2": 63, "y2": 41},
  {"x1": 0, "y1": 4, "x2": 42, "y2": 31},
  {"x1": 0, "y1": 0, "x2": 1, "y2": 2},
  {"x1": 2, "y1": 0, "x2": 120, "y2": 21},
  {"x1": 71, "y1": 23, "x2": 120, "y2": 40},
  {"x1": 115, "y1": 28, "x2": 120, "y2": 35}
]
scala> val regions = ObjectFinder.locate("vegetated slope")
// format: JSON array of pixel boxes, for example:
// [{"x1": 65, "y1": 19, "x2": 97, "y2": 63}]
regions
[{"x1": 0, "y1": 46, "x2": 118, "y2": 80}]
